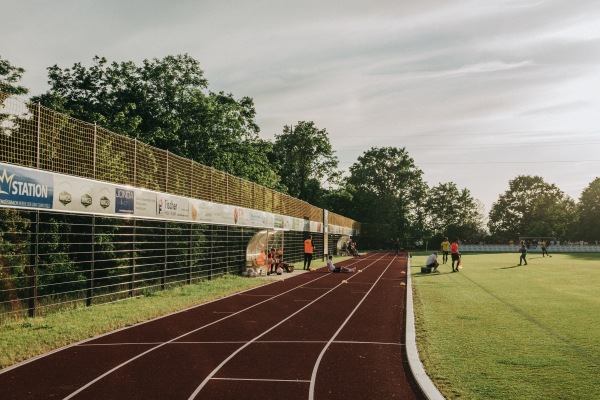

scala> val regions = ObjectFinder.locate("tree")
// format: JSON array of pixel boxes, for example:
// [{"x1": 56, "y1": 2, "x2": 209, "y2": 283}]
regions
[
  {"x1": 32, "y1": 55, "x2": 281, "y2": 188},
  {"x1": 576, "y1": 177, "x2": 600, "y2": 242},
  {"x1": 347, "y1": 147, "x2": 426, "y2": 239},
  {"x1": 488, "y1": 175, "x2": 576, "y2": 242},
  {"x1": 0, "y1": 56, "x2": 28, "y2": 96},
  {"x1": 319, "y1": 184, "x2": 355, "y2": 217},
  {"x1": 272, "y1": 121, "x2": 339, "y2": 202},
  {"x1": 427, "y1": 182, "x2": 486, "y2": 242}
]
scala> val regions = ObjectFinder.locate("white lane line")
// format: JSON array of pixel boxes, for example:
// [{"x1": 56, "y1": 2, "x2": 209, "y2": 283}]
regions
[
  {"x1": 211, "y1": 378, "x2": 311, "y2": 383},
  {"x1": 61, "y1": 271, "x2": 335, "y2": 400},
  {"x1": 186, "y1": 254, "x2": 387, "y2": 400},
  {"x1": 308, "y1": 254, "x2": 398, "y2": 400},
  {"x1": 79, "y1": 340, "x2": 403, "y2": 347},
  {"x1": 329, "y1": 340, "x2": 403, "y2": 346},
  {"x1": 78, "y1": 343, "x2": 164, "y2": 346}
]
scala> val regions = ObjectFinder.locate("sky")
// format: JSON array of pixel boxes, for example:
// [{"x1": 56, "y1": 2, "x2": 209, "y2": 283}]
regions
[{"x1": 3, "y1": 0, "x2": 600, "y2": 215}]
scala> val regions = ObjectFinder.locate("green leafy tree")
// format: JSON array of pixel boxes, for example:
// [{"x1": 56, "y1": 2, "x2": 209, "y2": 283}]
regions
[
  {"x1": 320, "y1": 183, "x2": 355, "y2": 217},
  {"x1": 0, "y1": 56, "x2": 28, "y2": 96},
  {"x1": 488, "y1": 175, "x2": 576, "y2": 242},
  {"x1": 347, "y1": 147, "x2": 426, "y2": 239},
  {"x1": 576, "y1": 177, "x2": 600, "y2": 242},
  {"x1": 273, "y1": 121, "x2": 339, "y2": 202},
  {"x1": 1, "y1": 57, "x2": 31, "y2": 313},
  {"x1": 32, "y1": 55, "x2": 280, "y2": 188},
  {"x1": 427, "y1": 182, "x2": 486, "y2": 242}
]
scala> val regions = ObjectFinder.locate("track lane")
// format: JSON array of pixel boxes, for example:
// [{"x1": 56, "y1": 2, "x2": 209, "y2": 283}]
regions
[
  {"x1": 313, "y1": 254, "x2": 420, "y2": 399},
  {"x1": 185, "y1": 254, "x2": 386, "y2": 399},
  {"x1": 63, "y1": 255, "x2": 379, "y2": 400},
  {"x1": 0, "y1": 253, "x2": 423, "y2": 400}
]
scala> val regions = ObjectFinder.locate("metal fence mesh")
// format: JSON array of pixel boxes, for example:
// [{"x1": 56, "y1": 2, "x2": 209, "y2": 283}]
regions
[
  {"x1": 0, "y1": 93, "x2": 360, "y2": 321},
  {"x1": 2, "y1": 94, "x2": 350, "y2": 224}
]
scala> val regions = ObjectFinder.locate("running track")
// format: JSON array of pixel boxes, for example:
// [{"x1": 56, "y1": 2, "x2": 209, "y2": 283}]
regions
[{"x1": 1, "y1": 252, "x2": 425, "y2": 399}]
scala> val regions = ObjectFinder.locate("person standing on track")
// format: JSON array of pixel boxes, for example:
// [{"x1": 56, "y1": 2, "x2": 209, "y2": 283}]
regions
[
  {"x1": 327, "y1": 255, "x2": 355, "y2": 273},
  {"x1": 451, "y1": 239, "x2": 461, "y2": 272},
  {"x1": 440, "y1": 237, "x2": 450, "y2": 264},
  {"x1": 303, "y1": 235, "x2": 314, "y2": 270}
]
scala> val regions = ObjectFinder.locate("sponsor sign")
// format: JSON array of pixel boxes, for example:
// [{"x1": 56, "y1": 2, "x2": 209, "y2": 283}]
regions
[
  {"x1": 0, "y1": 162, "x2": 328, "y2": 231},
  {"x1": 54, "y1": 178, "x2": 115, "y2": 214},
  {"x1": 156, "y1": 194, "x2": 189, "y2": 218},
  {"x1": 0, "y1": 163, "x2": 54, "y2": 209},
  {"x1": 115, "y1": 187, "x2": 135, "y2": 214}
]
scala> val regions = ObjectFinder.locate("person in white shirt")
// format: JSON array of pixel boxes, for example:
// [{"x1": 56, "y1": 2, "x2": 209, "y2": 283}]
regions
[
  {"x1": 327, "y1": 255, "x2": 356, "y2": 273},
  {"x1": 426, "y1": 251, "x2": 440, "y2": 273}
]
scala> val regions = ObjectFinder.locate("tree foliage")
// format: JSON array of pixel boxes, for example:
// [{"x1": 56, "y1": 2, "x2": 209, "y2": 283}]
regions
[
  {"x1": 426, "y1": 182, "x2": 486, "y2": 242},
  {"x1": 576, "y1": 177, "x2": 600, "y2": 242},
  {"x1": 347, "y1": 147, "x2": 426, "y2": 239},
  {"x1": 0, "y1": 56, "x2": 28, "y2": 96},
  {"x1": 32, "y1": 55, "x2": 280, "y2": 188},
  {"x1": 487, "y1": 175, "x2": 576, "y2": 242},
  {"x1": 273, "y1": 121, "x2": 339, "y2": 202}
]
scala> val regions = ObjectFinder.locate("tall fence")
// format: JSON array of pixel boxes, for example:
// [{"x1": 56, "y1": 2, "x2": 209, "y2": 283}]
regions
[
  {"x1": 0, "y1": 93, "x2": 333, "y2": 222},
  {"x1": 0, "y1": 93, "x2": 359, "y2": 321}
]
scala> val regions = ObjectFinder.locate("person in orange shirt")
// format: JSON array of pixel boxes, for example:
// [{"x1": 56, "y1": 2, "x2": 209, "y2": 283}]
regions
[
  {"x1": 451, "y1": 239, "x2": 461, "y2": 272},
  {"x1": 256, "y1": 251, "x2": 267, "y2": 269},
  {"x1": 303, "y1": 235, "x2": 314, "y2": 270}
]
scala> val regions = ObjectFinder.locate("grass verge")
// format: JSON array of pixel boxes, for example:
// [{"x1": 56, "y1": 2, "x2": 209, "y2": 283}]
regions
[
  {"x1": 0, "y1": 256, "x2": 342, "y2": 370},
  {"x1": 410, "y1": 252, "x2": 600, "y2": 400},
  {"x1": 0, "y1": 274, "x2": 269, "y2": 369}
]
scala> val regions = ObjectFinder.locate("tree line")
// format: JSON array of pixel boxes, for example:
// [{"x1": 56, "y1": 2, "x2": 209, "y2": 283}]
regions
[{"x1": 2, "y1": 54, "x2": 599, "y2": 244}]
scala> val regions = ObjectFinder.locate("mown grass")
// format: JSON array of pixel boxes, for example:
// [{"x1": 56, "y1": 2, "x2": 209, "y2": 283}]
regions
[
  {"x1": 410, "y1": 252, "x2": 600, "y2": 400},
  {"x1": 0, "y1": 257, "x2": 339, "y2": 370},
  {"x1": 0, "y1": 274, "x2": 271, "y2": 369}
]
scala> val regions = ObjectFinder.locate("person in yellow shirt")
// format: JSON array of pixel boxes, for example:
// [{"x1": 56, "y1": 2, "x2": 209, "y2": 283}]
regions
[{"x1": 440, "y1": 237, "x2": 450, "y2": 264}]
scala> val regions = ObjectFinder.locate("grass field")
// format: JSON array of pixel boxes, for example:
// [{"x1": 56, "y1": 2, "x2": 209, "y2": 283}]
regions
[
  {"x1": 410, "y1": 252, "x2": 600, "y2": 400},
  {"x1": 0, "y1": 274, "x2": 271, "y2": 369},
  {"x1": 0, "y1": 258, "x2": 332, "y2": 369}
]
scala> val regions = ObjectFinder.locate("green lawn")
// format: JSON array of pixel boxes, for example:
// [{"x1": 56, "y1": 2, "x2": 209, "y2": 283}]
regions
[
  {"x1": 410, "y1": 252, "x2": 600, "y2": 400},
  {"x1": 0, "y1": 257, "x2": 337, "y2": 369},
  {"x1": 0, "y1": 274, "x2": 270, "y2": 369}
]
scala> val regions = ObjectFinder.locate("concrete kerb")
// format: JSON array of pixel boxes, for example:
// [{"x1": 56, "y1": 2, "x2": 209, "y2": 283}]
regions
[{"x1": 405, "y1": 254, "x2": 446, "y2": 400}]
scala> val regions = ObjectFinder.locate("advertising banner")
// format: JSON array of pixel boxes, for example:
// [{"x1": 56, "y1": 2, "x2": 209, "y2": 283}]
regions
[
  {"x1": 1, "y1": 162, "x2": 326, "y2": 231},
  {"x1": 0, "y1": 163, "x2": 54, "y2": 209},
  {"x1": 53, "y1": 176, "x2": 114, "y2": 214}
]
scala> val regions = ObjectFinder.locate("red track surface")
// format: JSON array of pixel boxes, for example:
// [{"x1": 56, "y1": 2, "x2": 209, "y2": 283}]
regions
[{"x1": 2, "y1": 252, "x2": 424, "y2": 400}]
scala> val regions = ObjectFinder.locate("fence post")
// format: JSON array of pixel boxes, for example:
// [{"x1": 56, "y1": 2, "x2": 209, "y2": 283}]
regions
[
  {"x1": 188, "y1": 223, "x2": 192, "y2": 284},
  {"x1": 86, "y1": 215, "x2": 95, "y2": 306},
  {"x1": 28, "y1": 211, "x2": 39, "y2": 317},
  {"x1": 93, "y1": 123, "x2": 97, "y2": 180},
  {"x1": 162, "y1": 221, "x2": 167, "y2": 289},
  {"x1": 209, "y1": 225, "x2": 213, "y2": 281},
  {"x1": 36, "y1": 103, "x2": 41, "y2": 169},
  {"x1": 133, "y1": 139, "x2": 137, "y2": 187},
  {"x1": 129, "y1": 219, "x2": 136, "y2": 297},
  {"x1": 165, "y1": 150, "x2": 169, "y2": 193}
]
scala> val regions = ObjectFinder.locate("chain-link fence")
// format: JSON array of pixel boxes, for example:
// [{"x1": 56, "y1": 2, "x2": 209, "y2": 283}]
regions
[
  {"x1": 0, "y1": 93, "x2": 359, "y2": 321},
  {"x1": 0, "y1": 94, "x2": 334, "y2": 222}
]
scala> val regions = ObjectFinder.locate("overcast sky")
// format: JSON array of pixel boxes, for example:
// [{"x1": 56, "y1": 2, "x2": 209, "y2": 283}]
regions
[{"x1": 3, "y1": 0, "x2": 600, "y2": 214}]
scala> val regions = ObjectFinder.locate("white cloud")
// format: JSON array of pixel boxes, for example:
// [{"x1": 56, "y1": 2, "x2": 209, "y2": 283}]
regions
[{"x1": 2, "y1": 0, "x2": 600, "y2": 212}]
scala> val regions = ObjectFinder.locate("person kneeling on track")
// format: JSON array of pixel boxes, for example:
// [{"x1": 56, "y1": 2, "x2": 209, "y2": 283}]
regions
[{"x1": 327, "y1": 255, "x2": 356, "y2": 273}]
